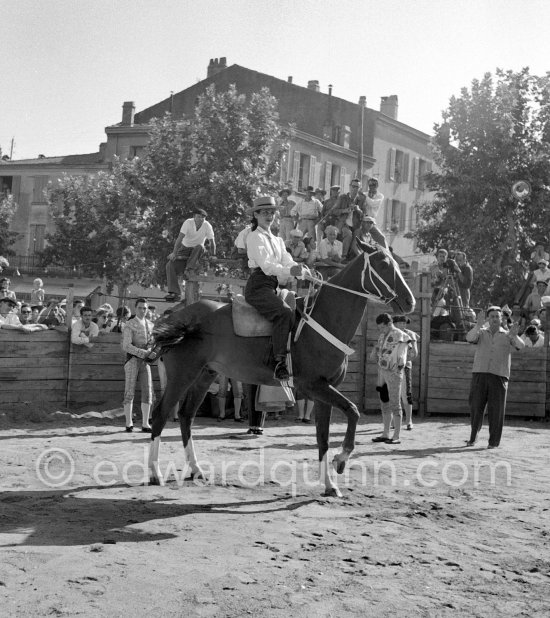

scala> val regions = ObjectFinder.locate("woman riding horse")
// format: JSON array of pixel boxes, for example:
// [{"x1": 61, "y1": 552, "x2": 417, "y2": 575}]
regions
[
  {"x1": 244, "y1": 195, "x2": 305, "y2": 381},
  {"x1": 148, "y1": 221, "x2": 415, "y2": 496}
]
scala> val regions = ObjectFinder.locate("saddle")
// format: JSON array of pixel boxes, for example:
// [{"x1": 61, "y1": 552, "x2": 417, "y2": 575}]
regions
[{"x1": 232, "y1": 292, "x2": 297, "y2": 337}]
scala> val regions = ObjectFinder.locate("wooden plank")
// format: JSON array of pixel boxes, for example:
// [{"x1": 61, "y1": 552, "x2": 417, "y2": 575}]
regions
[
  {"x1": 0, "y1": 330, "x2": 68, "y2": 343},
  {"x1": 0, "y1": 342, "x2": 69, "y2": 357},
  {"x1": 0, "y1": 357, "x2": 67, "y2": 369},
  {"x1": 0, "y1": 391, "x2": 66, "y2": 404},
  {"x1": 0, "y1": 367, "x2": 68, "y2": 380},
  {"x1": 427, "y1": 397, "x2": 545, "y2": 417}
]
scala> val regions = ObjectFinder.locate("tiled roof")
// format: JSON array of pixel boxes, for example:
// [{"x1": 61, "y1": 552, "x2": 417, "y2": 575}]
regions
[{"x1": 0, "y1": 152, "x2": 104, "y2": 166}]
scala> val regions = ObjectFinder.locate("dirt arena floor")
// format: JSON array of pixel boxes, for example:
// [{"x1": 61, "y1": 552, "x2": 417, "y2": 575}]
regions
[{"x1": 0, "y1": 406, "x2": 549, "y2": 617}]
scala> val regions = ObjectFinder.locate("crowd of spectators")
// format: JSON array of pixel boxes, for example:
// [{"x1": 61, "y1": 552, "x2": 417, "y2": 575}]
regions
[{"x1": 429, "y1": 241, "x2": 550, "y2": 345}]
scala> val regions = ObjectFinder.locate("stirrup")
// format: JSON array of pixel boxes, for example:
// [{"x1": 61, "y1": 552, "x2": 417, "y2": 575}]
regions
[{"x1": 274, "y1": 359, "x2": 290, "y2": 381}]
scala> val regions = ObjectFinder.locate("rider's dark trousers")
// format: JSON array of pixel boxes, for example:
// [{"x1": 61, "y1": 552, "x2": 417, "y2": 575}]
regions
[{"x1": 244, "y1": 269, "x2": 294, "y2": 358}]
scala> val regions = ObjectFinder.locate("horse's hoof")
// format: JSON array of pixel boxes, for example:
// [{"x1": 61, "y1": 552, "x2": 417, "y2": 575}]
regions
[
  {"x1": 332, "y1": 454, "x2": 347, "y2": 475},
  {"x1": 323, "y1": 487, "x2": 343, "y2": 498}
]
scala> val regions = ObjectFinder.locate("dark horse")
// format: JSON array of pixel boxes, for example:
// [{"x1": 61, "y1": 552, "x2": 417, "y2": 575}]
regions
[{"x1": 148, "y1": 237, "x2": 415, "y2": 496}]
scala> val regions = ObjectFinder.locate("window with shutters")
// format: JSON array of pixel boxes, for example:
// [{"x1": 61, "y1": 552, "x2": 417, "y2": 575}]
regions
[
  {"x1": 29, "y1": 224, "x2": 46, "y2": 254},
  {"x1": 130, "y1": 146, "x2": 145, "y2": 159},
  {"x1": 387, "y1": 148, "x2": 396, "y2": 181},
  {"x1": 418, "y1": 159, "x2": 427, "y2": 190},
  {"x1": 32, "y1": 176, "x2": 49, "y2": 203},
  {"x1": 298, "y1": 154, "x2": 311, "y2": 191},
  {"x1": 0, "y1": 176, "x2": 13, "y2": 196},
  {"x1": 384, "y1": 199, "x2": 407, "y2": 232},
  {"x1": 324, "y1": 162, "x2": 332, "y2": 189},
  {"x1": 409, "y1": 204, "x2": 420, "y2": 231},
  {"x1": 292, "y1": 151, "x2": 301, "y2": 190},
  {"x1": 330, "y1": 164, "x2": 341, "y2": 188},
  {"x1": 388, "y1": 149, "x2": 408, "y2": 183},
  {"x1": 309, "y1": 155, "x2": 317, "y2": 187}
]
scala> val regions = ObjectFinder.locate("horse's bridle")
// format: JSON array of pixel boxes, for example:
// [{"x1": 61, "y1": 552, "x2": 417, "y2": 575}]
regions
[{"x1": 306, "y1": 248, "x2": 398, "y2": 305}]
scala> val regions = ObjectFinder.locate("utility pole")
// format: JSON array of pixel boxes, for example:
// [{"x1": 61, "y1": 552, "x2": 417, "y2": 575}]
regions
[
  {"x1": 357, "y1": 97, "x2": 366, "y2": 181},
  {"x1": 10, "y1": 137, "x2": 14, "y2": 159}
]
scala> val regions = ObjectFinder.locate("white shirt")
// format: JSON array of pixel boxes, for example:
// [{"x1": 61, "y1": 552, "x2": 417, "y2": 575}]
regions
[
  {"x1": 0, "y1": 311, "x2": 21, "y2": 327},
  {"x1": 291, "y1": 199, "x2": 323, "y2": 219},
  {"x1": 532, "y1": 268, "x2": 550, "y2": 284},
  {"x1": 71, "y1": 318, "x2": 99, "y2": 345},
  {"x1": 365, "y1": 191, "x2": 384, "y2": 219},
  {"x1": 180, "y1": 218, "x2": 215, "y2": 248},
  {"x1": 246, "y1": 227, "x2": 297, "y2": 280},
  {"x1": 318, "y1": 238, "x2": 343, "y2": 260},
  {"x1": 521, "y1": 333, "x2": 544, "y2": 348},
  {"x1": 235, "y1": 226, "x2": 252, "y2": 250}
]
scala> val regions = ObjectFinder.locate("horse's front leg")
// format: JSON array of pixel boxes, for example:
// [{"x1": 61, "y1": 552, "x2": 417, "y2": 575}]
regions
[
  {"x1": 178, "y1": 367, "x2": 217, "y2": 481},
  {"x1": 308, "y1": 382, "x2": 360, "y2": 496},
  {"x1": 314, "y1": 401, "x2": 341, "y2": 497},
  {"x1": 148, "y1": 379, "x2": 186, "y2": 485}
]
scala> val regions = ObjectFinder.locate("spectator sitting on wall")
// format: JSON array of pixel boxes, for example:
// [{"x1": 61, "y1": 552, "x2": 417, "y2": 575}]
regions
[
  {"x1": 291, "y1": 186, "x2": 323, "y2": 241},
  {"x1": 277, "y1": 187, "x2": 296, "y2": 242},
  {"x1": 0, "y1": 296, "x2": 47, "y2": 331},
  {"x1": 453, "y1": 251, "x2": 474, "y2": 308},
  {"x1": 30, "y1": 278, "x2": 45, "y2": 306},
  {"x1": 93, "y1": 308, "x2": 114, "y2": 333},
  {"x1": 71, "y1": 299, "x2": 84, "y2": 324},
  {"x1": 530, "y1": 243, "x2": 549, "y2": 269},
  {"x1": 71, "y1": 305, "x2": 99, "y2": 348},
  {"x1": 165, "y1": 208, "x2": 216, "y2": 303},
  {"x1": 18, "y1": 303, "x2": 33, "y2": 325},
  {"x1": 38, "y1": 299, "x2": 65, "y2": 328},
  {"x1": 530, "y1": 259, "x2": 550, "y2": 287},
  {"x1": 30, "y1": 304, "x2": 42, "y2": 324},
  {"x1": 316, "y1": 184, "x2": 341, "y2": 243},
  {"x1": 523, "y1": 280, "x2": 547, "y2": 320},
  {"x1": 0, "y1": 277, "x2": 16, "y2": 302},
  {"x1": 112, "y1": 306, "x2": 131, "y2": 333},
  {"x1": 521, "y1": 324, "x2": 544, "y2": 348},
  {"x1": 314, "y1": 225, "x2": 345, "y2": 277},
  {"x1": 364, "y1": 177, "x2": 384, "y2": 220},
  {"x1": 285, "y1": 229, "x2": 308, "y2": 262}
]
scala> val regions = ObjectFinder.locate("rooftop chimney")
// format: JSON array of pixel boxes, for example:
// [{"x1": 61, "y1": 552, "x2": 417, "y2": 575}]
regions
[
  {"x1": 287, "y1": 76, "x2": 293, "y2": 83},
  {"x1": 307, "y1": 80, "x2": 320, "y2": 92},
  {"x1": 380, "y1": 95, "x2": 398, "y2": 120},
  {"x1": 207, "y1": 57, "x2": 228, "y2": 78},
  {"x1": 121, "y1": 101, "x2": 135, "y2": 126},
  {"x1": 328, "y1": 84, "x2": 333, "y2": 96}
]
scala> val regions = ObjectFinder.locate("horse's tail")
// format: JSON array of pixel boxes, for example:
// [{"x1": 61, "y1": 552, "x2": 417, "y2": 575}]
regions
[{"x1": 152, "y1": 313, "x2": 202, "y2": 351}]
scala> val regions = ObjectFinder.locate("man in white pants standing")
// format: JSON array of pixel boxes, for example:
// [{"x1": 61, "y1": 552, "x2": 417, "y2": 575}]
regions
[
  {"x1": 121, "y1": 298, "x2": 155, "y2": 432},
  {"x1": 392, "y1": 315, "x2": 418, "y2": 430}
]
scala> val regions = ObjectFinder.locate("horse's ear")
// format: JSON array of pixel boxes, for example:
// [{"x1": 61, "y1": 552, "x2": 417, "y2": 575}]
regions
[
  {"x1": 369, "y1": 226, "x2": 388, "y2": 249},
  {"x1": 355, "y1": 237, "x2": 370, "y2": 253}
]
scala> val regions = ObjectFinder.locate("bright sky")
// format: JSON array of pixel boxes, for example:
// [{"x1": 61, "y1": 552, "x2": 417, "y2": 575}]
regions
[{"x1": 1, "y1": 0, "x2": 548, "y2": 160}]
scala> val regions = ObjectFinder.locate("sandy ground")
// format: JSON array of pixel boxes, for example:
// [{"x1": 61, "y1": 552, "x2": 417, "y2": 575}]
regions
[{"x1": 0, "y1": 406, "x2": 549, "y2": 618}]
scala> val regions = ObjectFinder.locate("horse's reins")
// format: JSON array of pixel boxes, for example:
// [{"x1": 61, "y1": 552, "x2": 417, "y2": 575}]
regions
[
  {"x1": 304, "y1": 249, "x2": 398, "y2": 304},
  {"x1": 294, "y1": 249, "x2": 400, "y2": 356}
]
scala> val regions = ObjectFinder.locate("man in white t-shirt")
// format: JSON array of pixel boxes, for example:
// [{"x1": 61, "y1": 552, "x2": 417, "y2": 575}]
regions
[{"x1": 165, "y1": 208, "x2": 216, "y2": 302}]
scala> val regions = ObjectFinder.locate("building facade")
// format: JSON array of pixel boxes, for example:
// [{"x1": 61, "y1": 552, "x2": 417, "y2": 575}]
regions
[{"x1": 1, "y1": 57, "x2": 434, "y2": 266}]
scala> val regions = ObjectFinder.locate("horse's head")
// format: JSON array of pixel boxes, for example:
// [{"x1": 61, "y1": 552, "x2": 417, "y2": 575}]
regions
[{"x1": 355, "y1": 237, "x2": 416, "y2": 314}]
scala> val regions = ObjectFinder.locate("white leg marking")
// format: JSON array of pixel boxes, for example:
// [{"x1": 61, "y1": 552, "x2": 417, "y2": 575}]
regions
[
  {"x1": 148, "y1": 436, "x2": 163, "y2": 485},
  {"x1": 184, "y1": 438, "x2": 206, "y2": 479},
  {"x1": 320, "y1": 452, "x2": 342, "y2": 498}
]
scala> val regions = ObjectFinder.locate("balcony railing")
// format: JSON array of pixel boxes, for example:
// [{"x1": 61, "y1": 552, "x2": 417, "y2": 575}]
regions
[{"x1": 10, "y1": 255, "x2": 84, "y2": 278}]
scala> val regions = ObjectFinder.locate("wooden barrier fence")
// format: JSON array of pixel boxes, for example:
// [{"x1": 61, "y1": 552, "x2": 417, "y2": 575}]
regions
[{"x1": 1, "y1": 271, "x2": 549, "y2": 418}]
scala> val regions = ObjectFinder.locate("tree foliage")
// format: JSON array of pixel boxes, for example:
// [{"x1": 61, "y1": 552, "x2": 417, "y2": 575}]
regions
[
  {"x1": 42, "y1": 160, "x2": 156, "y2": 295},
  {"x1": 411, "y1": 68, "x2": 550, "y2": 306},
  {"x1": 0, "y1": 194, "x2": 19, "y2": 256},
  {"x1": 43, "y1": 84, "x2": 288, "y2": 290}
]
